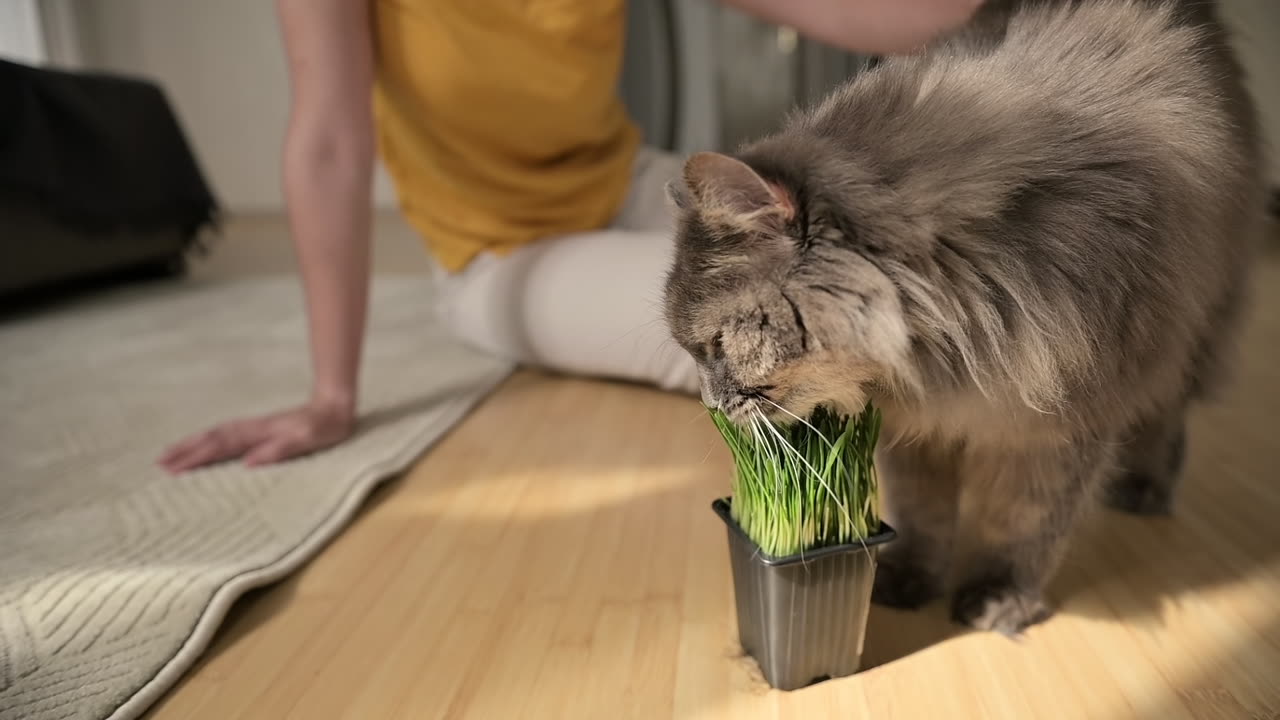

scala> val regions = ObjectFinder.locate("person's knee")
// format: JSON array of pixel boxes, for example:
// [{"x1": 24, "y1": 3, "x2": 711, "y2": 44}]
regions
[
  {"x1": 432, "y1": 237, "x2": 702, "y2": 397},
  {"x1": 431, "y1": 263, "x2": 525, "y2": 362}
]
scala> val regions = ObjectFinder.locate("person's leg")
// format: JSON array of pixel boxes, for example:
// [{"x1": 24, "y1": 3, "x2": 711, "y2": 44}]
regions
[
  {"x1": 429, "y1": 144, "x2": 698, "y2": 394},
  {"x1": 609, "y1": 145, "x2": 686, "y2": 234},
  {"x1": 432, "y1": 227, "x2": 699, "y2": 394}
]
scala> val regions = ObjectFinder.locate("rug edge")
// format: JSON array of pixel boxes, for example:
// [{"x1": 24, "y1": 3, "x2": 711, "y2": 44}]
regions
[{"x1": 102, "y1": 364, "x2": 513, "y2": 720}]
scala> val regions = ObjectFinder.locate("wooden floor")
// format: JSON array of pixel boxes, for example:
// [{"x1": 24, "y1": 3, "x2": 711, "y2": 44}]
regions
[{"x1": 144, "y1": 219, "x2": 1280, "y2": 719}]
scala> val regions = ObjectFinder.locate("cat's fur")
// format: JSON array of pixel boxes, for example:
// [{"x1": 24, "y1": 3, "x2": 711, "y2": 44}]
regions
[{"x1": 663, "y1": 0, "x2": 1267, "y2": 635}]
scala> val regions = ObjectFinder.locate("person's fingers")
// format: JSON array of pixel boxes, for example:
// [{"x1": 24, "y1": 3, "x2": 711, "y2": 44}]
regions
[
  {"x1": 159, "y1": 435, "x2": 215, "y2": 472},
  {"x1": 161, "y1": 424, "x2": 258, "y2": 473},
  {"x1": 158, "y1": 433, "x2": 209, "y2": 466},
  {"x1": 159, "y1": 447, "x2": 202, "y2": 473},
  {"x1": 161, "y1": 440, "x2": 228, "y2": 473},
  {"x1": 242, "y1": 436, "x2": 305, "y2": 467}
]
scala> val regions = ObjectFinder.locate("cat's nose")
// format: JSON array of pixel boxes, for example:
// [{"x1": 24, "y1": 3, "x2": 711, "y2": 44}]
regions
[
  {"x1": 696, "y1": 366, "x2": 721, "y2": 409},
  {"x1": 700, "y1": 384, "x2": 720, "y2": 410}
]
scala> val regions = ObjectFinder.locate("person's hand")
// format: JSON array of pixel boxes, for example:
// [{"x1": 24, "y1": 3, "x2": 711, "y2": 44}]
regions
[{"x1": 158, "y1": 399, "x2": 355, "y2": 473}]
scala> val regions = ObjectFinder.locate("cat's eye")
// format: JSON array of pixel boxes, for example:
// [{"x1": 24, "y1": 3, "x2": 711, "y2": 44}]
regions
[{"x1": 703, "y1": 332, "x2": 725, "y2": 363}]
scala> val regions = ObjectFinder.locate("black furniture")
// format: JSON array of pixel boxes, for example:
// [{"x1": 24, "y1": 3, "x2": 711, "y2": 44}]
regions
[{"x1": 0, "y1": 59, "x2": 219, "y2": 301}]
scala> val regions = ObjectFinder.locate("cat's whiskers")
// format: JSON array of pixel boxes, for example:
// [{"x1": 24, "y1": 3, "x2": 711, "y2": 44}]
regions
[{"x1": 757, "y1": 396, "x2": 835, "y2": 451}]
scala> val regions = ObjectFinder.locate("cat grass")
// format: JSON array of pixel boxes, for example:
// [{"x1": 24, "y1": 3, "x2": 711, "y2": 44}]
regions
[{"x1": 708, "y1": 403, "x2": 883, "y2": 558}]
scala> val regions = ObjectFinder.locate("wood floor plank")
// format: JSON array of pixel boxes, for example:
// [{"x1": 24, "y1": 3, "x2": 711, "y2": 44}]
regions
[{"x1": 145, "y1": 245, "x2": 1280, "y2": 720}]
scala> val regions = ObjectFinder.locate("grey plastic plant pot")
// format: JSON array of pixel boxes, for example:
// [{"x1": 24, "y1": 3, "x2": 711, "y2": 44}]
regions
[{"x1": 712, "y1": 498, "x2": 897, "y2": 691}]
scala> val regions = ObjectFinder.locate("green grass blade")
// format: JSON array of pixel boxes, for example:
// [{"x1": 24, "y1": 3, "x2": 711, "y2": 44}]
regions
[{"x1": 707, "y1": 402, "x2": 882, "y2": 557}]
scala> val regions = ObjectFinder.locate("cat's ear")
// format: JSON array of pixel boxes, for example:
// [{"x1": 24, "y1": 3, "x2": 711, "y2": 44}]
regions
[
  {"x1": 681, "y1": 151, "x2": 795, "y2": 226},
  {"x1": 664, "y1": 178, "x2": 692, "y2": 211}
]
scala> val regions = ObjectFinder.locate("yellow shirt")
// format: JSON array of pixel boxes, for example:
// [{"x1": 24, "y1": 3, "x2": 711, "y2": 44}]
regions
[{"x1": 371, "y1": 0, "x2": 641, "y2": 272}]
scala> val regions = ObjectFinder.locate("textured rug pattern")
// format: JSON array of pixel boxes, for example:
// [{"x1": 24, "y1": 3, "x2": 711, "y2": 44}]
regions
[{"x1": 0, "y1": 276, "x2": 512, "y2": 720}]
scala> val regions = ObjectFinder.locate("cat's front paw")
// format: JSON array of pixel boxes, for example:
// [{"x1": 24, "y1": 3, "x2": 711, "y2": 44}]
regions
[
  {"x1": 872, "y1": 558, "x2": 943, "y2": 610},
  {"x1": 950, "y1": 579, "x2": 1052, "y2": 636}
]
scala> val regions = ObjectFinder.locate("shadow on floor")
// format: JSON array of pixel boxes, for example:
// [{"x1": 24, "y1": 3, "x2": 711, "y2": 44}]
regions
[{"x1": 145, "y1": 228, "x2": 1280, "y2": 717}]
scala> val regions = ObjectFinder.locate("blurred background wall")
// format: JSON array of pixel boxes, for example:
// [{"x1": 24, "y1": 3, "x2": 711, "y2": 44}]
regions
[{"x1": 2, "y1": 0, "x2": 1277, "y2": 216}]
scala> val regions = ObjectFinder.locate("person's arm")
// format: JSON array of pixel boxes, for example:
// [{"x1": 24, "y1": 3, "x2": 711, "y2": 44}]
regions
[
  {"x1": 159, "y1": 0, "x2": 375, "y2": 472},
  {"x1": 720, "y1": 0, "x2": 985, "y2": 55},
  {"x1": 279, "y1": 0, "x2": 375, "y2": 427}
]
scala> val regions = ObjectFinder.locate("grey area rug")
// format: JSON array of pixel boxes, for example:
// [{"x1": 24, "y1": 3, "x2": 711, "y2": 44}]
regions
[{"x1": 0, "y1": 275, "x2": 513, "y2": 720}]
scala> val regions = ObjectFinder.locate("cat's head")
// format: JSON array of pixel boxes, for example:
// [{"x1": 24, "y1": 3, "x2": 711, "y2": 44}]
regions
[{"x1": 663, "y1": 150, "x2": 915, "y2": 425}]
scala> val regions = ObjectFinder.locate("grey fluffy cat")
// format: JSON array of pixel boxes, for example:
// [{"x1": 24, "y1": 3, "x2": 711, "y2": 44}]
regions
[{"x1": 663, "y1": 0, "x2": 1267, "y2": 635}]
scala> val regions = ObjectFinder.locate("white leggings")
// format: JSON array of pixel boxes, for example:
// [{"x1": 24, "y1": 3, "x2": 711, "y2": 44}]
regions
[{"x1": 430, "y1": 147, "x2": 701, "y2": 396}]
